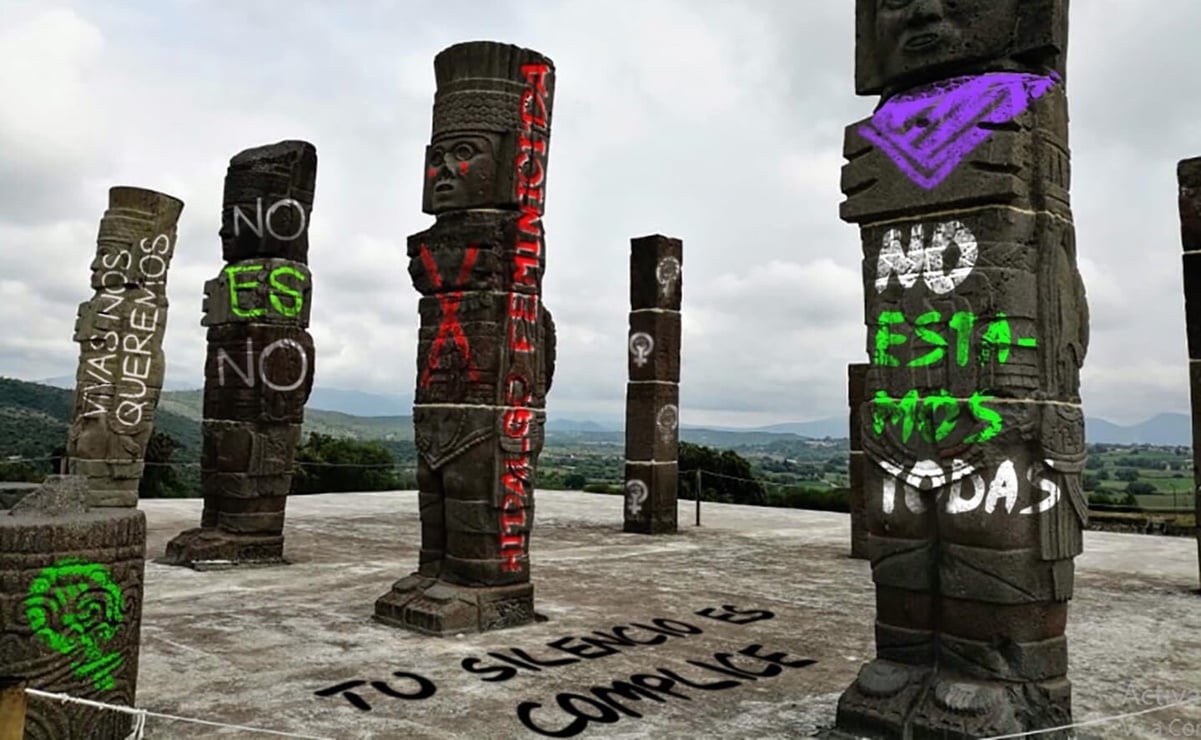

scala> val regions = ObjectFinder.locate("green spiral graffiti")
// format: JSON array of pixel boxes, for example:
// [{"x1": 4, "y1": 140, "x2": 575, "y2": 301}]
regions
[{"x1": 24, "y1": 557, "x2": 126, "y2": 691}]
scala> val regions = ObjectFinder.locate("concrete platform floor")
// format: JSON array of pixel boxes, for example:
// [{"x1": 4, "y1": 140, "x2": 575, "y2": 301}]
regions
[{"x1": 130, "y1": 491, "x2": 1201, "y2": 739}]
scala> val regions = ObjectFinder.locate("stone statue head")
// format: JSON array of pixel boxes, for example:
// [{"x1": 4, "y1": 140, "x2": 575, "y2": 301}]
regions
[
  {"x1": 854, "y1": 0, "x2": 1067, "y2": 96},
  {"x1": 422, "y1": 41, "x2": 555, "y2": 215}
]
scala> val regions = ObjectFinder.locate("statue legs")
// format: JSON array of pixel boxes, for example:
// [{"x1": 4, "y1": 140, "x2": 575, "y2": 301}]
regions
[
  {"x1": 837, "y1": 451, "x2": 1076, "y2": 739},
  {"x1": 375, "y1": 440, "x2": 537, "y2": 634}
]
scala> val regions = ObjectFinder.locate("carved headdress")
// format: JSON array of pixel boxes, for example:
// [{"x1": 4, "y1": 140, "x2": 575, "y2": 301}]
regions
[{"x1": 423, "y1": 41, "x2": 555, "y2": 214}]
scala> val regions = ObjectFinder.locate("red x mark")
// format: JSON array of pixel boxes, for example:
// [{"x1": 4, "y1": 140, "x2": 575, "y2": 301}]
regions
[{"x1": 418, "y1": 244, "x2": 481, "y2": 388}]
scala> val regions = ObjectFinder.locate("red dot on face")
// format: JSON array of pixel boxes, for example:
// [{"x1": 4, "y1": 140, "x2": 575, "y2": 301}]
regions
[
  {"x1": 459, "y1": 161, "x2": 469, "y2": 176},
  {"x1": 427, "y1": 167, "x2": 437, "y2": 179}
]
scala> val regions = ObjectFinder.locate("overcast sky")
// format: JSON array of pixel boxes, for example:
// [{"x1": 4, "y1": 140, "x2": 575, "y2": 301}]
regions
[{"x1": 0, "y1": 0, "x2": 1197, "y2": 427}]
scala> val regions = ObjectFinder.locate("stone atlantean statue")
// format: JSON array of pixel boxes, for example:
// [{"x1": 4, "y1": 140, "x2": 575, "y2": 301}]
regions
[
  {"x1": 1177, "y1": 157, "x2": 1201, "y2": 590},
  {"x1": 66, "y1": 187, "x2": 184, "y2": 507},
  {"x1": 830, "y1": 1, "x2": 1087, "y2": 737},
  {"x1": 624, "y1": 234, "x2": 682, "y2": 534},
  {"x1": 847, "y1": 362, "x2": 869, "y2": 559},
  {"x1": 163, "y1": 141, "x2": 316, "y2": 568},
  {"x1": 374, "y1": 40, "x2": 557, "y2": 635}
]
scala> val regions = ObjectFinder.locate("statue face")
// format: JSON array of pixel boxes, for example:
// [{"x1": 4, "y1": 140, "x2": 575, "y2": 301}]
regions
[
  {"x1": 872, "y1": 0, "x2": 1022, "y2": 89},
  {"x1": 422, "y1": 133, "x2": 502, "y2": 213}
]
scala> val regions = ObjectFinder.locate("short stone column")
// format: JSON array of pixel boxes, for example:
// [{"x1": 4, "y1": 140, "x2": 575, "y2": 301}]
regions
[{"x1": 0, "y1": 477, "x2": 146, "y2": 739}]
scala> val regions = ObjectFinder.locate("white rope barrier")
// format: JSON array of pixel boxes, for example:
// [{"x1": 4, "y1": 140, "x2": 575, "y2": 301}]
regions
[
  {"x1": 25, "y1": 688, "x2": 337, "y2": 740},
  {"x1": 981, "y1": 694, "x2": 1201, "y2": 739},
  {"x1": 23, "y1": 677, "x2": 1201, "y2": 738}
]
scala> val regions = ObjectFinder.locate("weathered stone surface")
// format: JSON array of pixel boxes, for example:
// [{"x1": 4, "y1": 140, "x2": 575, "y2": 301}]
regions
[
  {"x1": 161, "y1": 527, "x2": 284, "y2": 567},
  {"x1": 201, "y1": 258, "x2": 312, "y2": 327},
  {"x1": 200, "y1": 420, "x2": 302, "y2": 475},
  {"x1": 1178, "y1": 157, "x2": 1201, "y2": 591},
  {"x1": 622, "y1": 462, "x2": 678, "y2": 535},
  {"x1": 8, "y1": 476, "x2": 88, "y2": 518},
  {"x1": 848, "y1": 363, "x2": 869, "y2": 560},
  {"x1": 0, "y1": 504, "x2": 146, "y2": 739},
  {"x1": 374, "y1": 577, "x2": 536, "y2": 636},
  {"x1": 164, "y1": 141, "x2": 317, "y2": 568},
  {"x1": 627, "y1": 310, "x2": 681, "y2": 383},
  {"x1": 630, "y1": 234, "x2": 683, "y2": 312},
  {"x1": 376, "y1": 41, "x2": 557, "y2": 636},
  {"x1": 830, "y1": 2, "x2": 1085, "y2": 737},
  {"x1": 852, "y1": 0, "x2": 1068, "y2": 98},
  {"x1": 65, "y1": 186, "x2": 183, "y2": 508},
  {"x1": 202, "y1": 324, "x2": 314, "y2": 424},
  {"x1": 625, "y1": 382, "x2": 680, "y2": 463},
  {"x1": 220, "y1": 141, "x2": 317, "y2": 264},
  {"x1": 408, "y1": 210, "x2": 540, "y2": 295}
]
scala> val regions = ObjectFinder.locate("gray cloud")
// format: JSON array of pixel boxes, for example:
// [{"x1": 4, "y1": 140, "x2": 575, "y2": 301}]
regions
[{"x1": 1, "y1": 0, "x2": 1198, "y2": 427}]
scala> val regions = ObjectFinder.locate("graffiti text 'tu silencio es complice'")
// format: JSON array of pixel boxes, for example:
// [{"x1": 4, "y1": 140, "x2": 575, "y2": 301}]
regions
[
  {"x1": 498, "y1": 62, "x2": 552, "y2": 573},
  {"x1": 869, "y1": 220, "x2": 1038, "y2": 445},
  {"x1": 313, "y1": 605, "x2": 816, "y2": 737}
]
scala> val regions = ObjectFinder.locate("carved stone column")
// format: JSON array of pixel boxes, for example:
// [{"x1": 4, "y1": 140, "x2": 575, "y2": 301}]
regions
[
  {"x1": 830, "y1": 2, "x2": 1085, "y2": 738},
  {"x1": 66, "y1": 187, "x2": 184, "y2": 507},
  {"x1": 848, "y1": 362, "x2": 869, "y2": 560},
  {"x1": 1177, "y1": 157, "x2": 1201, "y2": 591},
  {"x1": 163, "y1": 141, "x2": 316, "y2": 568},
  {"x1": 624, "y1": 235, "x2": 682, "y2": 534},
  {"x1": 373, "y1": 41, "x2": 557, "y2": 635}
]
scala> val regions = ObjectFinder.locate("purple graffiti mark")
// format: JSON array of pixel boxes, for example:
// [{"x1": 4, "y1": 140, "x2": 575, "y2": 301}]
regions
[{"x1": 860, "y1": 72, "x2": 1059, "y2": 190}]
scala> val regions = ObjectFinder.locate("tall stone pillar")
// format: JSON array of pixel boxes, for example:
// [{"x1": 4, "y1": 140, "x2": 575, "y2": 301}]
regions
[
  {"x1": 373, "y1": 41, "x2": 557, "y2": 635},
  {"x1": 830, "y1": 2, "x2": 1087, "y2": 738},
  {"x1": 624, "y1": 235, "x2": 682, "y2": 534},
  {"x1": 163, "y1": 141, "x2": 317, "y2": 568},
  {"x1": 66, "y1": 187, "x2": 184, "y2": 507},
  {"x1": 847, "y1": 362, "x2": 869, "y2": 560},
  {"x1": 1176, "y1": 157, "x2": 1201, "y2": 591}
]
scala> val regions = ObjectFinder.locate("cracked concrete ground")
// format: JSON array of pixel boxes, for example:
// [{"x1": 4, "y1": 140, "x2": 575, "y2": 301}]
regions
[{"x1": 131, "y1": 491, "x2": 1200, "y2": 739}]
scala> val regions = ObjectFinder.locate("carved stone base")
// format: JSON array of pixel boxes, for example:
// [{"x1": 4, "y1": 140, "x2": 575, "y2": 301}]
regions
[
  {"x1": 0, "y1": 491, "x2": 146, "y2": 740},
  {"x1": 833, "y1": 659, "x2": 930, "y2": 739},
  {"x1": 159, "y1": 527, "x2": 286, "y2": 569},
  {"x1": 831, "y1": 660, "x2": 1077, "y2": 739},
  {"x1": 373, "y1": 575, "x2": 539, "y2": 636}
]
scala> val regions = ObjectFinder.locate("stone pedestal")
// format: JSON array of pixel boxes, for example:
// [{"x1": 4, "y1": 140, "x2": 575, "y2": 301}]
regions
[
  {"x1": 0, "y1": 477, "x2": 146, "y2": 740},
  {"x1": 374, "y1": 575, "x2": 537, "y2": 636}
]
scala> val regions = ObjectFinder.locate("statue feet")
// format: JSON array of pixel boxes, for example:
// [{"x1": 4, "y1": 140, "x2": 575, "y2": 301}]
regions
[
  {"x1": 373, "y1": 576, "x2": 538, "y2": 636},
  {"x1": 833, "y1": 659, "x2": 930, "y2": 739},
  {"x1": 907, "y1": 674, "x2": 1075, "y2": 740},
  {"x1": 160, "y1": 527, "x2": 287, "y2": 569}
]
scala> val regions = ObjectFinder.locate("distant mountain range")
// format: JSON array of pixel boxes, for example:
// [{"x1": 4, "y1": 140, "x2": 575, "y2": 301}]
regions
[{"x1": 31, "y1": 377, "x2": 1197, "y2": 446}]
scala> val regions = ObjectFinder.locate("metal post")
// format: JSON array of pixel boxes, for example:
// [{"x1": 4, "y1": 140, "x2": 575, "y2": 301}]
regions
[
  {"x1": 695, "y1": 468, "x2": 702, "y2": 527},
  {"x1": 0, "y1": 678, "x2": 27, "y2": 740}
]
